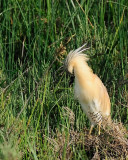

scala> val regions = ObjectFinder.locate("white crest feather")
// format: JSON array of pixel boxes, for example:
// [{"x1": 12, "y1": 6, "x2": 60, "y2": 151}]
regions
[{"x1": 64, "y1": 43, "x2": 89, "y2": 69}]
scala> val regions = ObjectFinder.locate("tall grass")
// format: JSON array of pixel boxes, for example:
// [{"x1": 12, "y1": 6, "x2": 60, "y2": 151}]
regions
[{"x1": 0, "y1": 0, "x2": 128, "y2": 159}]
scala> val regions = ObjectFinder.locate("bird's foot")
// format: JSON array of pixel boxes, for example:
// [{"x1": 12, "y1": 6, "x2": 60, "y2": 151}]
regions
[{"x1": 89, "y1": 125, "x2": 94, "y2": 135}]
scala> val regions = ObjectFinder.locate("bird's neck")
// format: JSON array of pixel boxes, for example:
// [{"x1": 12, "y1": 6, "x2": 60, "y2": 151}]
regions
[{"x1": 74, "y1": 61, "x2": 93, "y2": 84}]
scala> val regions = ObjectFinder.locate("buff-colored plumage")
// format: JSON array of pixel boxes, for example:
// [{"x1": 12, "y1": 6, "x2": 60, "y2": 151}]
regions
[{"x1": 65, "y1": 44, "x2": 111, "y2": 135}]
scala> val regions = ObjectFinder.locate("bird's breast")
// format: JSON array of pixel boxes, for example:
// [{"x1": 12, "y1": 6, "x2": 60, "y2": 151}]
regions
[{"x1": 74, "y1": 78, "x2": 93, "y2": 103}]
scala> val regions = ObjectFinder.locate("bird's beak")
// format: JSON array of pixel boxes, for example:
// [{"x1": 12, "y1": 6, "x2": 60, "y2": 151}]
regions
[
  {"x1": 63, "y1": 66, "x2": 74, "y2": 86},
  {"x1": 62, "y1": 63, "x2": 68, "y2": 73},
  {"x1": 69, "y1": 74, "x2": 74, "y2": 86}
]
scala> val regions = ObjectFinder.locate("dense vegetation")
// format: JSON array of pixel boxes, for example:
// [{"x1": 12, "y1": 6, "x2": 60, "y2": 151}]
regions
[{"x1": 0, "y1": 0, "x2": 128, "y2": 159}]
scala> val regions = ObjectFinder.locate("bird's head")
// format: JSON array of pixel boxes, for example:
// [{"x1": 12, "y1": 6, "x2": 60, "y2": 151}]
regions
[
  {"x1": 64, "y1": 51, "x2": 75, "y2": 74},
  {"x1": 64, "y1": 43, "x2": 89, "y2": 75}
]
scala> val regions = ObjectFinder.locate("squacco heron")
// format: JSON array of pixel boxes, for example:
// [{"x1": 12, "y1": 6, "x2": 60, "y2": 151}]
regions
[{"x1": 64, "y1": 44, "x2": 111, "y2": 135}]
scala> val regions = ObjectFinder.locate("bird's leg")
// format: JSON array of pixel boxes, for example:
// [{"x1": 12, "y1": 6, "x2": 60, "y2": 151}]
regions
[
  {"x1": 98, "y1": 121, "x2": 101, "y2": 135},
  {"x1": 89, "y1": 125, "x2": 94, "y2": 135}
]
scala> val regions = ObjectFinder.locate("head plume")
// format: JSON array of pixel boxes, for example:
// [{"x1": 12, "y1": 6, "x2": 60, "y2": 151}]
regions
[{"x1": 64, "y1": 43, "x2": 89, "y2": 74}]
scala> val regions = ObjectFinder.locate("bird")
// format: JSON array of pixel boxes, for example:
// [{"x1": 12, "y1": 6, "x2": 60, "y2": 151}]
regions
[{"x1": 64, "y1": 43, "x2": 111, "y2": 135}]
